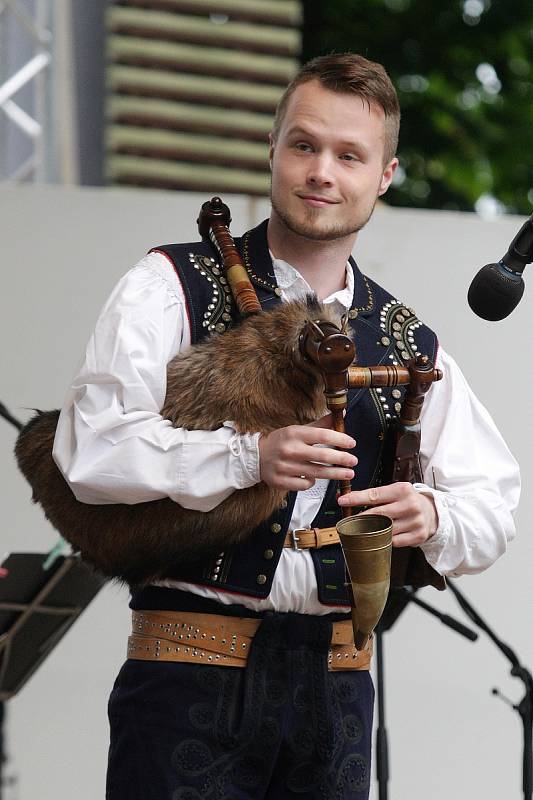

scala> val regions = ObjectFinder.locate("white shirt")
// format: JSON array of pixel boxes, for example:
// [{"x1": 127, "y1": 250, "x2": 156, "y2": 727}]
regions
[{"x1": 53, "y1": 250, "x2": 520, "y2": 614}]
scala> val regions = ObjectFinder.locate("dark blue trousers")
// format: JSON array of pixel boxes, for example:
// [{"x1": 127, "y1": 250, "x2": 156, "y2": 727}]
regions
[{"x1": 106, "y1": 611, "x2": 374, "y2": 799}]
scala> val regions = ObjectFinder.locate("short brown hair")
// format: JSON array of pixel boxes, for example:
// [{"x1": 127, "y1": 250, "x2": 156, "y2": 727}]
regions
[{"x1": 272, "y1": 53, "x2": 401, "y2": 164}]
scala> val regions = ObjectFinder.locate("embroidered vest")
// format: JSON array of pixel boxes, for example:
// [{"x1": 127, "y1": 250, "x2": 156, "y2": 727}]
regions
[{"x1": 133, "y1": 220, "x2": 442, "y2": 606}]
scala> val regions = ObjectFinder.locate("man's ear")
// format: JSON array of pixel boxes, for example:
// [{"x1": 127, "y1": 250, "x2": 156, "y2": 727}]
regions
[
  {"x1": 378, "y1": 157, "x2": 399, "y2": 197},
  {"x1": 268, "y1": 133, "x2": 276, "y2": 170}
]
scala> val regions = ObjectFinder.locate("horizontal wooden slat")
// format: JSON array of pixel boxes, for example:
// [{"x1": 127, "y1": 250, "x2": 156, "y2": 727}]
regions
[
  {"x1": 113, "y1": 0, "x2": 302, "y2": 27},
  {"x1": 108, "y1": 6, "x2": 300, "y2": 56},
  {"x1": 108, "y1": 125, "x2": 269, "y2": 169},
  {"x1": 109, "y1": 65, "x2": 283, "y2": 113},
  {"x1": 108, "y1": 96, "x2": 274, "y2": 141},
  {"x1": 108, "y1": 154, "x2": 270, "y2": 195},
  {"x1": 108, "y1": 35, "x2": 297, "y2": 84}
]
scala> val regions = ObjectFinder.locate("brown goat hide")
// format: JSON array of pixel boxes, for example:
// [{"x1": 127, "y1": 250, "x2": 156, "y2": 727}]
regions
[{"x1": 15, "y1": 297, "x2": 346, "y2": 585}]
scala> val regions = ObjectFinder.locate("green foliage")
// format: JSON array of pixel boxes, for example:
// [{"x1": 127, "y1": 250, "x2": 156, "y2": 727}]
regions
[{"x1": 302, "y1": 0, "x2": 533, "y2": 213}]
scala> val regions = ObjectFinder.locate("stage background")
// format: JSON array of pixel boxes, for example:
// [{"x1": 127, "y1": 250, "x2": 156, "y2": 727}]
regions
[{"x1": 1, "y1": 183, "x2": 531, "y2": 799}]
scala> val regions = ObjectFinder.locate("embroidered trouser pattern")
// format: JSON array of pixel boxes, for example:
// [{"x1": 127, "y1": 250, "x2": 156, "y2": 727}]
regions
[{"x1": 106, "y1": 612, "x2": 374, "y2": 800}]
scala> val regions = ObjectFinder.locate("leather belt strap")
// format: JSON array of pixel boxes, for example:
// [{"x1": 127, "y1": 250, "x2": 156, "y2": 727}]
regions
[
  {"x1": 283, "y1": 526, "x2": 340, "y2": 550},
  {"x1": 128, "y1": 610, "x2": 372, "y2": 671}
]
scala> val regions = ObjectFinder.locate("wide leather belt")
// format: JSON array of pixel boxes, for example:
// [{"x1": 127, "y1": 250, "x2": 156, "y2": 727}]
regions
[
  {"x1": 128, "y1": 610, "x2": 372, "y2": 671},
  {"x1": 283, "y1": 526, "x2": 340, "y2": 550}
]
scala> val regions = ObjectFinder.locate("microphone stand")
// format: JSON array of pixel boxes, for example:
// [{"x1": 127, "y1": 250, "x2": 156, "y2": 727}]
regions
[
  {"x1": 375, "y1": 629, "x2": 388, "y2": 800},
  {"x1": 375, "y1": 588, "x2": 478, "y2": 799},
  {"x1": 0, "y1": 401, "x2": 22, "y2": 800},
  {"x1": 447, "y1": 579, "x2": 533, "y2": 800}
]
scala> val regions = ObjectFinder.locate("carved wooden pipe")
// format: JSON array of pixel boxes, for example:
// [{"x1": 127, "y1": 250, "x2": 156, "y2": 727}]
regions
[
  {"x1": 298, "y1": 317, "x2": 356, "y2": 516},
  {"x1": 300, "y1": 325, "x2": 443, "y2": 512},
  {"x1": 197, "y1": 196, "x2": 261, "y2": 316},
  {"x1": 348, "y1": 364, "x2": 442, "y2": 388}
]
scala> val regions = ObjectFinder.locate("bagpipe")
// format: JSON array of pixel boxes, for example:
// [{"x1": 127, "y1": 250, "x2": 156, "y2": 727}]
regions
[{"x1": 15, "y1": 197, "x2": 443, "y2": 647}]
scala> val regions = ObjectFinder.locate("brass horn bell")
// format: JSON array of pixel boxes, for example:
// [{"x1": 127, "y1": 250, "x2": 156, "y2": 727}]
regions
[{"x1": 336, "y1": 514, "x2": 393, "y2": 651}]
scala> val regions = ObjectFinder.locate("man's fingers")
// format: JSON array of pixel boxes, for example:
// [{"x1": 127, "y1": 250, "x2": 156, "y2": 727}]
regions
[
  {"x1": 338, "y1": 483, "x2": 409, "y2": 507},
  {"x1": 334, "y1": 483, "x2": 436, "y2": 545},
  {"x1": 289, "y1": 462, "x2": 355, "y2": 482},
  {"x1": 279, "y1": 441, "x2": 357, "y2": 469},
  {"x1": 264, "y1": 471, "x2": 316, "y2": 491},
  {"x1": 306, "y1": 448, "x2": 357, "y2": 468},
  {"x1": 285, "y1": 476, "x2": 316, "y2": 491},
  {"x1": 391, "y1": 517, "x2": 420, "y2": 536},
  {"x1": 258, "y1": 423, "x2": 357, "y2": 492},
  {"x1": 356, "y1": 510, "x2": 423, "y2": 543},
  {"x1": 357, "y1": 502, "x2": 404, "y2": 519},
  {"x1": 392, "y1": 532, "x2": 420, "y2": 548},
  {"x1": 282, "y1": 468, "x2": 356, "y2": 491},
  {"x1": 302, "y1": 422, "x2": 356, "y2": 451},
  {"x1": 313, "y1": 464, "x2": 355, "y2": 481}
]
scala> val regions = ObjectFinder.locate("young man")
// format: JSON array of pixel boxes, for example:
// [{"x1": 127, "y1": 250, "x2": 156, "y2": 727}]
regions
[{"x1": 54, "y1": 54, "x2": 519, "y2": 799}]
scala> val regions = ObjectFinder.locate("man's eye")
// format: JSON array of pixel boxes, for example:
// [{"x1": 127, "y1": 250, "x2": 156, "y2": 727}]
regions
[
  {"x1": 294, "y1": 142, "x2": 313, "y2": 152},
  {"x1": 340, "y1": 153, "x2": 358, "y2": 162}
]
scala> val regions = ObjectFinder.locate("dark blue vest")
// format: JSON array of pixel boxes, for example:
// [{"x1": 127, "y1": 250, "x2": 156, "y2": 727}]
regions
[{"x1": 133, "y1": 220, "x2": 439, "y2": 607}]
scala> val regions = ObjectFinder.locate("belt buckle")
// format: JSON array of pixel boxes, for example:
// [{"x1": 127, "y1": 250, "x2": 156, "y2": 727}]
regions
[{"x1": 289, "y1": 529, "x2": 306, "y2": 551}]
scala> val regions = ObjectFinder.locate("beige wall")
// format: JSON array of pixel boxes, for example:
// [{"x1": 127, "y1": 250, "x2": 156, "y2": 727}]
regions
[{"x1": 1, "y1": 184, "x2": 531, "y2": 799}]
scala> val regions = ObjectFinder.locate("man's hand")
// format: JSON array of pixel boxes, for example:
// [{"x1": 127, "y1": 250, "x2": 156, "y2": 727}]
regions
[
  {"x1": 338, "y1": 483, "x2": 438, "y2": 547},
  {"x1": 259, "y1": 416, "x2": 357, "y2": 492}
]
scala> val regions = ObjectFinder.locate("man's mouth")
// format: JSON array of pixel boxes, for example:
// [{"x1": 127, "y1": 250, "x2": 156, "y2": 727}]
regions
[{"x1": 297, "y1": 194, "x2": 340, "y2": 208}]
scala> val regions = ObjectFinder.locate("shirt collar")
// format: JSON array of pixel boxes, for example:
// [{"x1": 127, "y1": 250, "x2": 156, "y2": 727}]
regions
[{"x1": 270, "y1": 253, "x2": 354, "y2": 312}]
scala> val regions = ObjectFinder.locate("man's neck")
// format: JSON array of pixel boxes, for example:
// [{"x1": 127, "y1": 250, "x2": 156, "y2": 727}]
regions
[{"x1": 267, "y1": 212, "x2": 357, "y2": 301}]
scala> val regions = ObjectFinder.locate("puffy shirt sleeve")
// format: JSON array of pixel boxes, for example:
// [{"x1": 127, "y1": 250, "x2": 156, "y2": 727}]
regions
[
  {"x1": 415, "y1": 346, "x2": 520, "y2": 575},
  {"x1": 52, "y1": 251, "x2": 260, "y2": 510}
]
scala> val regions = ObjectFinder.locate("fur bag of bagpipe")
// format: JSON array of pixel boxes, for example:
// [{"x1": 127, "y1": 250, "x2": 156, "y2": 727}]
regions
[{"x1": 15, "y1": 293, "x2": 339, "y2": 586}]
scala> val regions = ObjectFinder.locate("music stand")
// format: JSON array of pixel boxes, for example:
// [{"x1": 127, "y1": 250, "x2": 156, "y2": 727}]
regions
[{"x1": 0, "y1": 552, "x2": 104, "y2": 700}]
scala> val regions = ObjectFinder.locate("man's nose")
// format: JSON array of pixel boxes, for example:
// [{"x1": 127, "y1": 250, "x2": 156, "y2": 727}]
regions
[{"x1": 306, "y1": 153, "x2": 334, "y2": 186}]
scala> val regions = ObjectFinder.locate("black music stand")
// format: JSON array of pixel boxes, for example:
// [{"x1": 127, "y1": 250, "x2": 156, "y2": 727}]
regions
[{"x1": 0, "y1": 552, "x2": 104, "y2": 700}]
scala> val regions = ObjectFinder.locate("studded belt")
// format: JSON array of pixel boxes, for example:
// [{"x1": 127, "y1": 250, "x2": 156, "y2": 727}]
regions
[
  {"x1": 127, "y1": 610, "x2": 372, "y2": 671},
  {"x1": 283, "y1": 526, "x2": 340, "y2": 550}
]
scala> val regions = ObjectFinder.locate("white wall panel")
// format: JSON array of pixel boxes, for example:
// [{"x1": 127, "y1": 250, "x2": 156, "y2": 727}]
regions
[{"x1": 1, "y1": 184, "x2": 530, "y2": 799}]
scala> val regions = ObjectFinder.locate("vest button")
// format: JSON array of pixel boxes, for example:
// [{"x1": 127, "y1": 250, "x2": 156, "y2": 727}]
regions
[
  {"x1": 280, "y1": 499, "x2": 288, "y2": 509},
  {"x1": 256, "y1": 574, "x2": 267, "y2": 585},
  {"x1": 270, "y1": 523, "x2": 282, "y2": 533},
  {"x1": 263, "y1": 549, "x2": 274, "y2": 560}
]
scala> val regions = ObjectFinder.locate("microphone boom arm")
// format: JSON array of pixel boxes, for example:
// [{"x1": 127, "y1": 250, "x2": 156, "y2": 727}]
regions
[{"x1": 501, "y1": 213, "x2": 533, "y2": 274}]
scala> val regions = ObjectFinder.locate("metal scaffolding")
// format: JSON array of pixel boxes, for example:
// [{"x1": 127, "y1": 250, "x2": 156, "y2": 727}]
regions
[{"x1": 0, "y1": 0, "x2": 78, "y2": 184}]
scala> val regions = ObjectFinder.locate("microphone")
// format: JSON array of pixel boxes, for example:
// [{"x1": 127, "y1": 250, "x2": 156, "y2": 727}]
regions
[{"x1": 467, "y1": 213, "x2": 533, "y2": 320}]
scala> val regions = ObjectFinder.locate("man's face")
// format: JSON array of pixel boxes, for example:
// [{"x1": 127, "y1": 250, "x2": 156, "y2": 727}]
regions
[{"x1": 269, "y1": 80, "x2": 398, "y2": 242}]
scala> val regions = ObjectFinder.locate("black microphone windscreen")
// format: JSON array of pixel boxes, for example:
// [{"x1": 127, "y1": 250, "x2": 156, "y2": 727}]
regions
[{"x1": 467, "y1": 263, "x2": 525, "y2": 321}]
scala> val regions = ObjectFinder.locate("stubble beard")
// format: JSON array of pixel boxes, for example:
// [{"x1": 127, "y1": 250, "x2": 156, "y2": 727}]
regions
[{"x1": 270, "y1": 187, "x2": 376, "y2": 243}]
